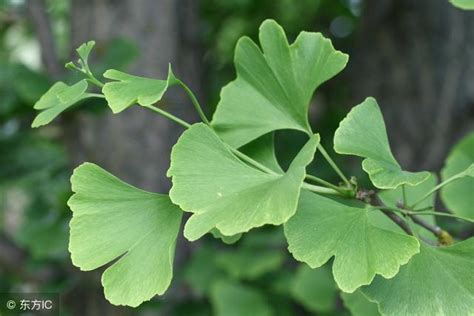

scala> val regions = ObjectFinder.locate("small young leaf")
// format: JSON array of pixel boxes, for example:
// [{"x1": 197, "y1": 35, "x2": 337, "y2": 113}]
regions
[
  {"x1": 168, "y1": 123, "x2": 319, "y2": 241},
  {"x1": 290, "y1": 265, "x2": 338, "y2": 313},
  {"x1": 362, "y1": 239, "x2": 474, "y2": 315},
  {"x1": 334, "y1": 97, "x2": 430, "y2": 189},
  {"x1": 341, "y1": 290, "x2": 380, "y2": 316},
  {"x1": 284, "y1": 191, "x2": 419, "y2": 292},
  {"x1": 102, "y1": 64, "x2": 177, "y2": 113},
  {"x1": 76, "y1": 41, "x2": 96, "y2": 65},
  {"x1": 212, "y1": 19, "x2": 348, "y2": 148},
  {"x1": 210, "y1": 279, "x2": 272, "y2": 316},
  {"x1": 441, "y1": 133, "x2": 474, "y2": 219},
  {"x1": 68, "y1": 163, "x2": 182, "y2": 307},
  {"x1": 32, "y1": 80, "x2": 89, "y2": 128}
]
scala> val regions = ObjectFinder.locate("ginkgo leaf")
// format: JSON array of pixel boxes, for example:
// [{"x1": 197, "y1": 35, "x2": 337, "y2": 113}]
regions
[
  {"x1": 450, "y1": 0, "x2": 474, "y2": 9},
  {"x1": 210, "y1": 279, "x2": 272, "y2": 316},
  {"x1": 441, "y1": 133, "x2": 474, "y2": 220},
  {"x1": 32, "y1": 80, "x2": 89, "y2": 128},
  {"x1": 102, "y1": 64, "x2": 177, "y2": 113},
  {"x1": 334, "y1": 97, "x2": 430, "y2": 189},
  {"x1": 284, "y1": 191, "x2": 419, "y2": 292},
  {"x1": 211, "y1": 19, "x2": 348, "y2": 148},
  {"x1": 168, "y1": 123, "x2": 319, "y2": 241},
  {"x1": 341, "y1": 291, "x2": 380, "y2": 316},
  {"x1": 76, "y1": 41, "x2": 95, "y2": 64},
  {"x1": 68, "y1": 163, "x2": 182, "y2": 307},
  {"x1": 362, "y1": 239, "x2": 474, "y2": 315},
  {"x1": 290, "y1": 265, "x2": 338, "y2": 313}
]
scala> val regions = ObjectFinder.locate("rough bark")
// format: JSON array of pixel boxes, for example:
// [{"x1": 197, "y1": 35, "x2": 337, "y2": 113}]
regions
[
  {"x1": 68, "y1": 0, "x2": 202, "y2": 192},
  {"x1": 351, "y1": 0, "x2": 474, "y2": 171}
]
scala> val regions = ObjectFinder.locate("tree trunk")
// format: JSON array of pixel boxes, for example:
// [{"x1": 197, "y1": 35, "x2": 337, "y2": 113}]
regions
[
  {"x1": 68, "y1": 0, "x2": 202, "y2": 192},
  {"x1": 350, "y1": 0, "x2": 474, "y2": 171}
]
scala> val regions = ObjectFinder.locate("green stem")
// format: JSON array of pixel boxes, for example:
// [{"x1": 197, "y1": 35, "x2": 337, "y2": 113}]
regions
[
  {"x1": 410, "y1": 171, "x2": 467, "y2": 209},
  {"x1": 370, "y1": 206, "x2": 474, "y2": 224},
  {"x1": 227, "y1": 145, "x2": 277, "y2": 175},
  {"x1": 85, "y1": 93, "x2": 105, "y2": 99},
  {"x1": 176, "y1": 79, "x2": 210, "y2": 125},
  {"x1": 302, "y1": 182, "x2": 341, "y2": 195},
  {"x1": 305, "y1": 174, "x2": 348, "y2": 194},
  {"x1": 142, "y1": 104, "x2": 191, "y2": 128},
  {"x1": 317, "y1": 144, "x2": 352, "y2": 188},
  {"x1": 410, "y1": 211, "x2": 474, "y2": 223}
]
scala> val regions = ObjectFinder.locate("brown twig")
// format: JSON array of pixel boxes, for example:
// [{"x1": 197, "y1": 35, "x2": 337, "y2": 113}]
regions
[{"x1": 357, "y1": 189, "x2": 413, "y2": 235}]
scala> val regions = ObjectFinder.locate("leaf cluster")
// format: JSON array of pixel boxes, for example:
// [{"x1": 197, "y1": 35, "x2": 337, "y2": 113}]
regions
[{"x1": 31, "y1": 19, "x2": 474, "y2": 315}]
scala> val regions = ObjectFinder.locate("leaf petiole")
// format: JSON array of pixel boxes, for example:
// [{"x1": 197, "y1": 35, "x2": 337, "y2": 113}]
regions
[
  {"x1": 301, "y1": 182, "x2": 341, "y2": 195},
  {"x1": 410, "y1": 168, "x2": 472, "y2": 209},
  {"x1": 317, "y1": 144, "x2": 352, "y2": 189},
  {"x1": 142, "y1": 104, "x2": 191, "y2": 128},
  {"x1": 305, "y1": 174, "x2": 353, "y2": 196},
  {"x1": 175, "y1": 79, "x2": 210, "y2": 125}
]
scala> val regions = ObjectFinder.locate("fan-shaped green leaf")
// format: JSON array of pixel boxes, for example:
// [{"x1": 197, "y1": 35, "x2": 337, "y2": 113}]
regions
[
  {"x1": 290, "y1": 265, "x2": 338, "y2": 313},
  {"x1": 211, "y1": 19, "x2": 348, "y2": 148},
  {"x1": 334, "y1": 97, "x2": 430, "y2": 189},
  {"x1": 32, "y1": 80, "x2": 89, "y2": 128},
  {"x1": 362, "y1": 239, "x2": 474, "y2": 315},
  {"x1": 168, "y1": 123, "x2": 319, "y2": 241},
  {"x1": 68, "y1": 163, "x2": 182, "y2": 307},
  {"x1": 211, "y1": 279, "x2": 272, "y2": 316},
  {"x1": 441, "y1": 133, "x2": 474, "y2": 220},
  {"x1": 102, "y1": 65, "x2": 177, "y2": 113},
  {"x1": 284, "y1": 191, "x2": 419, "y2": 292},
  {"x1": 341, "y1": 291, "x2": 380, "y2": 316}
]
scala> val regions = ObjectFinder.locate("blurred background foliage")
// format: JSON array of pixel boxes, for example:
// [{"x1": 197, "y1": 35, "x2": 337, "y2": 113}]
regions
[{"x1": 0, "y1": 0, "x2": 472, "y2": 315}]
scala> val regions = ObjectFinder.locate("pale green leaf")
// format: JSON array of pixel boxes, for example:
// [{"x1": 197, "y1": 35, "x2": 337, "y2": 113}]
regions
[
  {"x1": 216, "y1": 248, "x2": 284, "y2": 280},
  {"x1": 68, "y1": 163, "x2": 182, "y2": 307},
  {"x1": 334, "y1": 97, "x2": 430, "y2": 189},
  {"x1": 102, "y1": 64, "x2": 177, "y2": 113},
  {"x1": 32, "y1": 80, "x2": 89, "y2": 128},
  {"x1": 290, "y1": 265, "x2": 338, "y2": 313},
  {"x1": 450, "y1": 0, "x2": 474, "y2": 9},
  {"x1": 441, "y1": 133, "x2": 474, "y2": 219},
  {"x1": 210, "y1": 279, "x2": 272, "y2": 316},
  {"x1": 168, "y1": 123, "x2": 319, "y2": 241},
  {"x1": 362, "y1": 239, "x2": 474, "y2": 315},
  {"x1": 211, "y1": 19, "x2": 348, "y2": 148},
  {"x1": 341, "y1": 291, "x2": 380, "y2": 316},
  {"x1": 284, "y1": 191, "x2": 420, "y2": 292}
]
